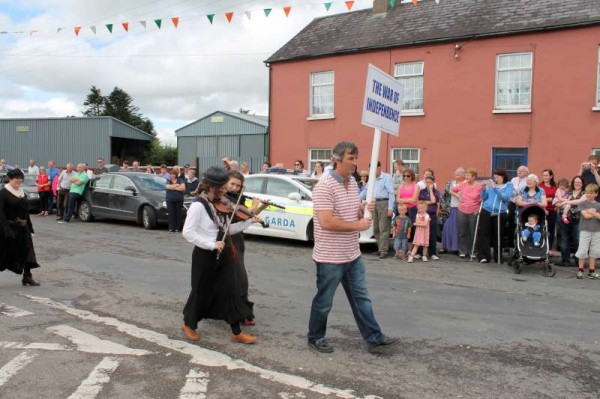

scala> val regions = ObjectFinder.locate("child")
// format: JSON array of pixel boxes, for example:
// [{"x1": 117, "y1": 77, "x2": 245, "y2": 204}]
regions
[
  {"x1": 552, "y1": 178, "x2": 570, "y2": 207},
  {"x1": 392, "y1": 204, "x2": 412, "y2": 260},
  {"x1": 408, "y1": 201, "x2": 430, "y2": 263},
  {"x1": 521, "y1": 214, "x2": 542, "y2": 246},
  {"x1": 575, "y1": 184, "x2": 600, "y2": 279}
]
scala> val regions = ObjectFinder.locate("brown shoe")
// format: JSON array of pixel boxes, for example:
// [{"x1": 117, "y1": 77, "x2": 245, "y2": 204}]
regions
[
  {"x1": 231, "y1": 331, "x2": 257, "y2": 344},
  {"x1": 181, "y1": 322, "x2": 200, "y2": 341}
]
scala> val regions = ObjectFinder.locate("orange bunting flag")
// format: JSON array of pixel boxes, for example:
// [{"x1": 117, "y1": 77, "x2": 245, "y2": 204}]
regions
[
  {"x1": 283, "y1": 6, "x2": 291, "y2": 17},
  {"x1": 345, "y1": 1, "x2": 354, "y2": 10},
  {"x1": 171, "y1": 17, "x2": 179, "y2": 28},
  {"x1": 122, "y1": 22, "x2": 129, "y2": 32},
  {"x1": 225, "y1": 12, "x2": 234, "y2": 23},
  {"x1": 412, "y1": 0, "x2": 418, "y2": 4},
  {"x1": 74, "y1": 26, "x2": 81, "y2": 36}
]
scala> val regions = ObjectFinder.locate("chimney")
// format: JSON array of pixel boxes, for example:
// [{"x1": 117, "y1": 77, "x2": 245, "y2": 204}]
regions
[{"x1": 373, "y1": 0, "x2": 390, "y2": 15}]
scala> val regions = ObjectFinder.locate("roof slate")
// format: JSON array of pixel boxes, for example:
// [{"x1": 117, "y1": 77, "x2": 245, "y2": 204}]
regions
[{"x1": 266, "y1": 0, "x2": 600, "y2": 63}]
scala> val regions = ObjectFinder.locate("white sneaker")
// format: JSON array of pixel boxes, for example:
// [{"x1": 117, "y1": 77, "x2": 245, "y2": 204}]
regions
[
  {"x1": 407, "y1": 256, "x2": 414, "y2": 263},
  {"x1": 431, "y1": 255, "x2": 440, "y2": 260},
  {"x1": 480, "y1": 259, "x2": 488, "y2": 263},
  {"x1": 422, "y1": 256, "x2": 429, "y2": 262},
  {"x1": 414, "y1": 254, "x2": 422, "y2": 259}
]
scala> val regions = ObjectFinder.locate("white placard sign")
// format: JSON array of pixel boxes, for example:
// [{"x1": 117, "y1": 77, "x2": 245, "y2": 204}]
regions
[{"x1": 361, "y1": 64, "x2": 403, "y2": 136}]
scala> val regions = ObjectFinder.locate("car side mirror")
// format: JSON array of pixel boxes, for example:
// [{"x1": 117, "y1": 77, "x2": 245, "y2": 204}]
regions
[
  {"x1": 124, "y1": 185, "x2": 137, "y2": 195},
  {"x1": 288, "y1": 192, "x2": 302, "y2": 201}
]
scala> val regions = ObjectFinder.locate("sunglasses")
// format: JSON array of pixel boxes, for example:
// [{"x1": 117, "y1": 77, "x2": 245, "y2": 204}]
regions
[
  {"x1": 294, "y1": 163, "x2": 301, "y2": 166},
  {"x1": 403, "y1": 174, "x2": 411, "y2": 177}
]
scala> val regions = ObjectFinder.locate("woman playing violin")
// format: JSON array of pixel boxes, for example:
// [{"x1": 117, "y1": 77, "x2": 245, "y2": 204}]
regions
[{"x1": 181, "y1": 166, "x2": 262, "y2": 344}]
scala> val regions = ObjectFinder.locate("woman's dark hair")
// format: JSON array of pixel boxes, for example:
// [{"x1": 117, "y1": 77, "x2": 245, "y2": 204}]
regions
[
  {"x1": 295, "y1": 160, "x2": 304, "y2": 169},
  {"x1": 571, "y1": 175, "x2": 586, "y2": 192},
  {"x1": 315, "y1": 161, "x2": 324, "y2": 170},
  {"x1": 542, "y1": 169, "x2": 556, "y2": 187},
  {"x1": 404, "y1": 168, "x2": 416, "y2": 182},
  {"x1": 493, "y1": 168, "x2": 509, "y2": 184},
  {"x1": 228, "y1": 170, "x2": 245, "y2": 185},
  {"x1": 263, "y1": 162, "x2": 271, "y2": 168}
]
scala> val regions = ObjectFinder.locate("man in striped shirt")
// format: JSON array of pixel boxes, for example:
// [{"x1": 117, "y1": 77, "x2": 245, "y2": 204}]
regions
[{"x1": 307, "y1": 141, "x2": 399, "y2": 354}]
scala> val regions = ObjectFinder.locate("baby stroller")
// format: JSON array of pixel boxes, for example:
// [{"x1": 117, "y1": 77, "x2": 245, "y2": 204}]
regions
[{"x1": 508, "y1": 205, "x2": 556, "y2": 277}]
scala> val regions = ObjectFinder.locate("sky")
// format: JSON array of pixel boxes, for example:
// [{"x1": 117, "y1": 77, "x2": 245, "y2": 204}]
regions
[{"x1": 0, "y1": 0, "x2": 373, "y2": 145}]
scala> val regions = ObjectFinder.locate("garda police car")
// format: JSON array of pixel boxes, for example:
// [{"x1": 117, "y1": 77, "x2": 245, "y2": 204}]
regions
[{"x1": 242, "y1": 172, "x2": 376, "y2": 243}]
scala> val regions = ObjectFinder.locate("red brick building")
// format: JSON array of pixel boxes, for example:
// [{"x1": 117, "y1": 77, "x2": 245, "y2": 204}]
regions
[{"x1": 266, "y1": 0, "x2": 600, "y2": 183}]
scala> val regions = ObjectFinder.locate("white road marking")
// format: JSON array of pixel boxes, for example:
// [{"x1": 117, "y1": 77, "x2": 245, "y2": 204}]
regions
[
  {"x1": 26, "y1": 295, "x2": 366, "y2": 398},
  {"x1": 67, "y1": 356, "x2": 121, "y2": 399},
  {"x1": 0, "y1": 342, "x2": 71, "y2": 351},
  {"x1": 279, "y1": 392, "x2": 307, "y2": 398},
  {"x1": 47, "y1": 325, "x2": 151, "y2": 356},
  {"x1": 0, "y1": 303, "x2": 34, "y2": 317},
  {"x1": 178, "y1": 369, "x2": 210, "y2": 399},
  {"x1": 0, "y1": 352, "x2": 37, "y2": 387}
]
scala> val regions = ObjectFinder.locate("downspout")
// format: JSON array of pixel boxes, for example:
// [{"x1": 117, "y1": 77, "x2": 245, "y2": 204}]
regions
[{"x1": 266, "y1": 62, "x2": 272, "y2": 164}]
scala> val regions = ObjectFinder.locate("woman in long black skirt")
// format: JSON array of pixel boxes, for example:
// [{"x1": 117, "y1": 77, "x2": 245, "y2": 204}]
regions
[
  {"x1": 0, "y1": 169, "x2": 41, "y2": 286},
  {"x1": 181, "y1": 166, "x2": 259, "y2": 344}
]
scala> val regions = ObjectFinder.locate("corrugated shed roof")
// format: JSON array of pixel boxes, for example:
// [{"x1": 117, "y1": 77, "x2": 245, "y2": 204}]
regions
[
  {"x1": 175, "y1": 110, "x2": 268, "y2": 134},
  {"x1": 266, "y1": 0, "x2": 600, "y2": 63}
]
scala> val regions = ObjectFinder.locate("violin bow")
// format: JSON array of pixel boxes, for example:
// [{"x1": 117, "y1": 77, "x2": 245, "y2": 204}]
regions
[{"x1": 216, "y1": 187, "x2": 245, "y2": 260}]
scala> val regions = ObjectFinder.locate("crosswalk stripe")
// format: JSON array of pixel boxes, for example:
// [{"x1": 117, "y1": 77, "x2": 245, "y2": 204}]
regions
[
  {"x1": 0, "y1": 342, "x2": 70, "y2": 351},
  {"x1": 48, "y1": 325, "x2": 151, "y2": 356},
  {"x1": 178, "y1": 369, "x2": 210, "y2": 399},
  {"x1": 0, "y1": 352, "x2": 37, "y2": 387},
  {"x1": 0, "y1": 303, "x2": 34, "y2": 318},
  {"x1": 67, "y1": 356, "x2": 121, "y2": 399}
]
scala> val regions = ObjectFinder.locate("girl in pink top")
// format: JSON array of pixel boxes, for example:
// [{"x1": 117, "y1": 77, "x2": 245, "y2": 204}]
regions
[
  {"x1": 408, "y1": 201, "x2": 431, "y2": 263},
  {"x1": 451, "y1": 168, "x2": 484, "y2": 258}
]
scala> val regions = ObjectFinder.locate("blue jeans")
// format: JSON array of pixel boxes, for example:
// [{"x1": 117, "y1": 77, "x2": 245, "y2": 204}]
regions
[{"x1": 307, "y1": 257, "x2": 383, "y2": 346}]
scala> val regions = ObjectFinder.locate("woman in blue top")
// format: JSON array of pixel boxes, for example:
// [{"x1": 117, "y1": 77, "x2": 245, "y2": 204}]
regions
[
  {"x1": 516, "y1": 174, "x2": 548, "y2": 210},
  {"x1": 477, "y1": 168, "x2": 513, "y2": 263},
  {"x1": 165, "y1": 168, "x2": 186, "y2": 233}
]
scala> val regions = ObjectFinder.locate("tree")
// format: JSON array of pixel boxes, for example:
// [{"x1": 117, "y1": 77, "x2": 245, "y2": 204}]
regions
[
  {"x1": 144, "y1": 137, "x2": 178, "y2": 166},
  {"x1": 82, "y1": 85, "x2": 105, "y2": 116}
]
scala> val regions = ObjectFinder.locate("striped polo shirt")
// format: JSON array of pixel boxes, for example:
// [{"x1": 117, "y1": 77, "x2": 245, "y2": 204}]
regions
[{"x1": 313, "y1": 171, "x2": 362, "y2": 264}]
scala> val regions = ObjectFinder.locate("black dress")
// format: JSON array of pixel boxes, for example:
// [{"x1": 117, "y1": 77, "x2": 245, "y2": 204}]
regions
[
  {"x1": 0, "y1": 188, "x2": 40, "y2": 274},
  {"x1": 182, "y1": 197, "x2": 253, "y2": 329}
]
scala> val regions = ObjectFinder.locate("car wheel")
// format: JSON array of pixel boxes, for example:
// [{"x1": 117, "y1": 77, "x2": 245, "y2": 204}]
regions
[
  {"x1": 307, "y1": 220, "x2": 314, "y2": 241},
  {"x1": 142, "y1": 205, "x2": 158, "y2": 229},
  {"x1": 78, "y1": 200, "x2": 94, "y2": 222}
]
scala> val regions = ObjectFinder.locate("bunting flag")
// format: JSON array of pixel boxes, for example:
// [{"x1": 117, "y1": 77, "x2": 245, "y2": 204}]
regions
[
  {"x1": 29, "y1": 30, "x2": 37, "y2": 36},
  {"x1": 207, "y1": 14, "x2": 215, "y2": 24},
  {"x1": 324, "y1": 3, "x2": 332, "y2": 11},
  {"x1": 57, "y1": 27, "x2": 63, "y2": 33},
  {"x1": 90, "y1": 25, "x2": 96, "y2": 35},
  {"x1": 263, "y1": 8, "x2": 272, "y2": 17},
  {"x1": 345, "y1": 1, "x2": 354, "y2": 11},
  {"x1": 412, "y1": 0, "x2": 418, "y2": 4},
  {"x1": 283, "y1": 6, "x2": 291, "y2": 17},
  {"x1": 122, "y1": 22, "x2": 129, "y2": 32},
  {"x1": 435, "y1": 0, "x2": 440, "y2": 3},
  {"x1": 74, "y1": 26, "x2": 81, "y2": 36},
  {"x1": 225, "y1": 12, "x2": 234, "y2": 23},
  {"x1": 390, "y1": 0, "x2": 396, "y2": 7},
  {"x1": 245, "y1": 11, "x2": 252, "y2": 20},
  {"x1": 171, "y1": 17, "x2": 179, "y2": 28},
  {"x1": 139, "y1": 20, "x2": 147, "y2": 29},
  {"x1": 155, "y1": 19, "x2": 162, "y2": 29},
  {"x1": 106, "y1": 23, "x2": 113, "y2": 33}
]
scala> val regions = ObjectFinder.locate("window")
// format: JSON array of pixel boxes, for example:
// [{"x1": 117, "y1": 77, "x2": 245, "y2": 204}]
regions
[
  {"x1": 113, "y1": 175, "x2": 133, "y2": 191},
  {"x1": 390, "y1": 148, "x2": 420, "y2": 175},
  {"x1": 244, "y1": 176, "x2": 265, "y2": 194},
  {"x1": 592, "y1": 148, "x2": 600, "y2": 158},
  {"x1": 492, "y1": 148, "x2": 528, "y2": 179},
  {"x1": 308, "y1": 148, "x2": 331, "y2": 173},
  {"x1": 265, "y1": 178, "x2": 302, "y2": 198},
  {"x1": 495, "y1": 52, "x2": 532, "y2": 110},
  {"x1": 394, "y1": 61, "x2": 424, "y2": 113},
  {"x1": 95, "y1": 175, "x2": 113, "y2": 189},
  {"x1": 309, "y1": 71, "x2": 334, "y2": 118}
]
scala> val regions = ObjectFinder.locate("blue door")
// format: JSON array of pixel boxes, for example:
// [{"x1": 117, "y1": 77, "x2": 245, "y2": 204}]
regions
[{"x1": 492, "y1": 148, "x2": 528, "y2": 179}]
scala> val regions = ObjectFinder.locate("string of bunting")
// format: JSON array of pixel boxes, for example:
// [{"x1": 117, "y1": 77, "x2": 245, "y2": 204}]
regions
[{"x1": 0, "y1": 0, "x2": 440, "y2": 37}]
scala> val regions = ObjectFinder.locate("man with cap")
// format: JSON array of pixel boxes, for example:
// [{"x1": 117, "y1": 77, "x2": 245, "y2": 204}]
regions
[
  {"x1": 181, "y1": 166, "x2": 261, "y2": 344},
  {"x1": 359, "y1": 161, "x2": 396, "y2": 259}
]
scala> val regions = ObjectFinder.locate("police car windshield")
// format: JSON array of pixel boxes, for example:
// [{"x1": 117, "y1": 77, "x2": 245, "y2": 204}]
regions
[{"x1": 292, "y1": 177, "x2": 318, "y2": 192}]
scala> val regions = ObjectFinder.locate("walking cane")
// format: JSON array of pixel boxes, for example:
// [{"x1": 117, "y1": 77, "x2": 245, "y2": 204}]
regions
[{"x1": 470, "y1": 201, "x2": 484, "y2": 262}]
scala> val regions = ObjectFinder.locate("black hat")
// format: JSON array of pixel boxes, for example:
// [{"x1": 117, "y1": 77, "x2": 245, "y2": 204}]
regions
[
  {"x1": 203, "y1": 166, "x2": 229, "y2": 186},
  {"x1": 6, "y1": 168, "x2": 24, "y2": 179}
]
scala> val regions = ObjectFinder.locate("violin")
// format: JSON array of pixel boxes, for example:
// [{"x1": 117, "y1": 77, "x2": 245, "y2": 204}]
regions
[
  {"x1": 213, "y1": 195, "x2": 269, "y2": 229},
  {"x1": 224, "y1": 191, "x2": 286, "y2": 210}
]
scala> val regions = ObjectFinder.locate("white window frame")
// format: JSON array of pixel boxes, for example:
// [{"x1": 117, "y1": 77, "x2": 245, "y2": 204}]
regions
[
  {"x1": 594, "y1": 47, "x2": 600, "y2": 111},
  {"x1": 308, "y1": 71, "x2": 335, "y2": 120},
  {"x1": 494, "y1": 52, "x2": 533, "y2": 113},
  {"x1": 390, "y1": 148, "x2": 420, "y2": 176},
  {"x1": 592, "y1": 148, "x2": 600, "y2": 158},
  {"x1": 308, "y1": 148, "x2": 331, "y2": 174},
  {"x1": 394, "y1": 61, "x2": 424, "y2": 116}
]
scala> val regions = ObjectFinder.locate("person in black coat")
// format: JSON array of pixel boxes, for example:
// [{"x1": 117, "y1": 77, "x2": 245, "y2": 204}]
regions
[{"x1": 0, "y1": 169, "x2": 41, "y2": 286}]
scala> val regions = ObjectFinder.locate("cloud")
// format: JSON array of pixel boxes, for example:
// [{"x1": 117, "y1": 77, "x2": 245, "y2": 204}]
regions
[{"x1": 0, "y1": 0, "x2": 371, "y2": 144}]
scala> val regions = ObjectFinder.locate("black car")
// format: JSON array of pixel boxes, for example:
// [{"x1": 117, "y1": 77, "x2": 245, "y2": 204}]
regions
[
  {"x1": 0, "y1": 172, "x2": 42, "y2": 212},
  {"x1": 78, "y1": 172, "x2": 193, "y2": 229}
]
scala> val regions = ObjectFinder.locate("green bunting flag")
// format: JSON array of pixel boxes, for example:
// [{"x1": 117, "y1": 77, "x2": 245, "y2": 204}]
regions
[
  {"x1": 264, "y1": 8, "x2": 272, "y2": 17},
  {"x1": 207, "y1": 14, "x2": 215, "y2": 24},
  {"x1": 324, "y1": 3, "x2": 332, "y2": 11},
  {"x1": 105, "y1": 23, "x2": 113, "y2": 33},
  {"x1": 390, "y1": 0, "x2": 396, "y2": 6},
  {"x1": 154, "y1": 19, "x2": 162, "y2": 29}
]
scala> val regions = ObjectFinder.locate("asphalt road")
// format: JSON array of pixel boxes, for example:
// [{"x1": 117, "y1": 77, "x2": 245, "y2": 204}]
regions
[{"x1": 1, "y1": 215, "x2": 599, "y2": 399}]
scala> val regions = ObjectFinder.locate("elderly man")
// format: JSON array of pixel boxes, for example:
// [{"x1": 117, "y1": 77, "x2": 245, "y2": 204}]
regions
[
  {"x1": 359, "y1": 161, "x2": 396, "y2": 259},
  {"x1": 56, "y1": 163, "x2": 74, "y2": 220},
  {"x1": 28, "y1": 160, "x2": 39, "y2": 176},
  {"x1": 308, "y1": 141, "x2": 399, "y2": 354},
  {"x1": 0, "y1": 159, "x2": 12, "y2": 171},
  {"x1": 131, "y1": 161, "x2": 141, "y2": 172},
  {"x1": 59, "y1": 163, "x2": 89, "y2": 224}
]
